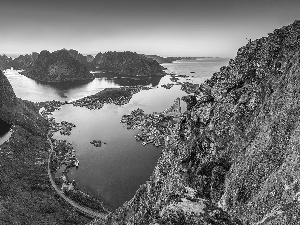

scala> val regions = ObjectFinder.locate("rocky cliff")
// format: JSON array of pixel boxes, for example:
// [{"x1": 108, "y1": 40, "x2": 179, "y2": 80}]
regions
[
  {"x1": 91, "y1": 20, "x2": 300, "y2": 225},
  {"x1": 94, "y1": 51, "x2": 166, "y2": 77},
  {"x1": 24, "y1": 49, "x2": 94, "y2": 83},
  {"x1": 0, "y1": 70, "x2": 48, "y2": 136}
]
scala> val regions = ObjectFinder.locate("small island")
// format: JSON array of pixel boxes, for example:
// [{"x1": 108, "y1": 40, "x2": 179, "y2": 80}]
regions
[{"x1": 23, "y1": 49, "x2": 95, "y2": 83}]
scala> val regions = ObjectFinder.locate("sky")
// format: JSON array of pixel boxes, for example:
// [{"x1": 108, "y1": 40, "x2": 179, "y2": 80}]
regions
[{"x1": 0, "y1": 0, "x2": 299, "y2": 58}]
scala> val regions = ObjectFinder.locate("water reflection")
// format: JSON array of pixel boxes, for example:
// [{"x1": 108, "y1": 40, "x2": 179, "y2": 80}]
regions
[
  {"x1": 4, "y1": 70, "x2": 165, "y2": 102},
  {"x1": 93, "y1": 72, "x2": 163, "y2": 87}
]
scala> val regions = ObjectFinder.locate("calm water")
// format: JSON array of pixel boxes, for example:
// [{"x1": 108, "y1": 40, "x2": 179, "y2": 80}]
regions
[{"x1": 4, "y1": 58, "x2": 229, "y2": 209}]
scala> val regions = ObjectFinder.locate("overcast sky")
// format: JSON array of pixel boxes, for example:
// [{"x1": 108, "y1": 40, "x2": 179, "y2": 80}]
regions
[{"x1": 0, "y1": 0, "x2": 299, "y2": 57}]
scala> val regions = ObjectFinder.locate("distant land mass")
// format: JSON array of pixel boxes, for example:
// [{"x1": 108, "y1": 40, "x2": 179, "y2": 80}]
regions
[
  {"x1": 0, "y1": 50, "x2": 174, "y2": 82},
  {"x1": 145, "y1": 55, "x2": 219, "y2": 64}
]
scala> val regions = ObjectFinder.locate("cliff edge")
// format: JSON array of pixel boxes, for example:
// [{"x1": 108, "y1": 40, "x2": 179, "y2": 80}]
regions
[{"x1": 91, "y1": 20, "x2": 300, "y2": 225}]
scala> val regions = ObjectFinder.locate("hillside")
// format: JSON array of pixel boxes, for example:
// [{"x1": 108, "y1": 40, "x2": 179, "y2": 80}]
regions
[
  {"x1": 91, "y1": 20, "x2": 300, "y2": 225},
  {"x1": 0, "y1": 70, "x2": 91, "y2": 224},
  {"x1": 24, "y1": 49, "x2": 94, "y2": 83},
  {"x1": 94, "y1": 51, "x2": 166, "y2": 77}
]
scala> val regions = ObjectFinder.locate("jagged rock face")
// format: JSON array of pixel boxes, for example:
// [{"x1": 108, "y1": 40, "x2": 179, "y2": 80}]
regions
[
  {"x1": 0, "y1": 70, "x2": 47, "y2": 136},
  {"x1": 94, "y1": 21, "x2": 300, "y2": 225},
  {"x1": 24, "y1": 49, "x2": 94, "y2": 83},
  {"x1": 94, "y1": 51, "x2": 165, "y2": 76}
]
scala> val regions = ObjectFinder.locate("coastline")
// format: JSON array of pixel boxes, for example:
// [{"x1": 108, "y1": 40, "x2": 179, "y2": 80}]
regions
[{"x1": 41, "y1": 99, "x2": 113, "y2": 214}]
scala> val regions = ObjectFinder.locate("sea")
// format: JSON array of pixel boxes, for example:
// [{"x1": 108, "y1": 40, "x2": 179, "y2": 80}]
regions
[{"x1": 1, "y1": 58, "x2": 229, "y2": 209}]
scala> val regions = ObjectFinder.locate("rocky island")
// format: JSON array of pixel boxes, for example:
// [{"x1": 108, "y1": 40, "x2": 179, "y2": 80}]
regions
[
  {"x1": 93, "y1": 51, "x2": 166, "y2": 77},
  {"x1": 23, "y1": 49, "x2": 95, "y2": 83}
]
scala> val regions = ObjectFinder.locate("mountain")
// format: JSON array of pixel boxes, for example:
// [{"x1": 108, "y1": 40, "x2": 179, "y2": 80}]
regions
[
  {"x1": 93, "y1": 51, "x2": 166, "y2": 77},
  {"x1": 91, "y1": 20, "x2": 300, "y2": 225},
  {"x1": 24, "y1": 49, "x2": 94, "y2": 83}
]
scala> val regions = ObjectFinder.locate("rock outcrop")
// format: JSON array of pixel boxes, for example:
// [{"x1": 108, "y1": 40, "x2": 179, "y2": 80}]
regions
[
  {"x1": 94, "y1": 51, "x2": 166, "y2": 77},
  {"x1": 91, "y1": 20, "x2": 300, "y2": 225},
  {"x1": 24, "y1": 49, "x2": 94, "y2": 83}
]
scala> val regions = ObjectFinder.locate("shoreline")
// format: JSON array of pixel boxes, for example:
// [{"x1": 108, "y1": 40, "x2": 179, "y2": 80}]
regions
[{"x1": 40, "y1": 100, "x2": 113, "y2": 214}]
